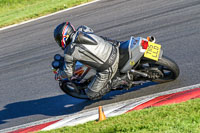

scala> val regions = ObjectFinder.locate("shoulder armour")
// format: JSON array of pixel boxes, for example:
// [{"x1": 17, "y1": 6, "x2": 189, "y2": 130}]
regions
[{"x1": 74, "y1": 31, "x2": 97, "y2": 45}]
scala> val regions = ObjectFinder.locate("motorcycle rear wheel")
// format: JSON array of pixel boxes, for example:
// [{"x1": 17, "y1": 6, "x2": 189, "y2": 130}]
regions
[{"x1": 140, "y1": 56, "x2": 180, "y2": 83}]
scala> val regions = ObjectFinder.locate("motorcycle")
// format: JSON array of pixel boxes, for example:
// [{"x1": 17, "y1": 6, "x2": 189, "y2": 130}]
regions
[{"x1": 51, "y1": 36, "x2": 180, "y2": 99}]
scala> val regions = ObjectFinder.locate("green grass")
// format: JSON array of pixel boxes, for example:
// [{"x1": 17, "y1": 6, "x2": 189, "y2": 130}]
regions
[
  {"x1": 39, "y1": 98, "x2": 200, "y2": 133},
  {"x1": 0, "y1": 0, "x2": 93, "y2": 28}
]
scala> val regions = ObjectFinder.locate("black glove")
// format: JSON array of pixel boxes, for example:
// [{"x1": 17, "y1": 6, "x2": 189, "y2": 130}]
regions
[{"x1": 55, "y1": 70, "x2": 68, "y2": 81}]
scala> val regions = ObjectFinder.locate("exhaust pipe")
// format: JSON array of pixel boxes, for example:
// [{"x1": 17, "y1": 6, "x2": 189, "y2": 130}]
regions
[
  {"x1": 130, "y1": 69, "x2": 148, "y2": 77},
  {"x1": 147, "y1": 36, "x2": 156, "y2": 43}
]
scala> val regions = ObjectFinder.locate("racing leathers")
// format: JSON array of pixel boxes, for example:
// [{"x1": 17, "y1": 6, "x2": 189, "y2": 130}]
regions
[{"x1": 59, "y1": 26, "x2": 119, "y2": 100}]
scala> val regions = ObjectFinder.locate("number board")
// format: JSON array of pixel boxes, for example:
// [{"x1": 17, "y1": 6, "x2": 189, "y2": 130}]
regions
[{"x1": 144, "y1": 42, "x2": 161, "y2": 61}]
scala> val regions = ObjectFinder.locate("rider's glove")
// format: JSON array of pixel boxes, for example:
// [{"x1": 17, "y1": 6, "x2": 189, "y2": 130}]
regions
[
  {"x1": 55, "y1": 73, "x2": 61, "y2": 81},
  {"x1": 55, "y1": 70, "x2": 68, "y2": 81}
]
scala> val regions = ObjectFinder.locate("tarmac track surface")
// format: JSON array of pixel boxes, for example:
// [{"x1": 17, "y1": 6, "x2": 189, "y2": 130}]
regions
[{"x1": 0, "y1": 0, "x2": 200, "y2": 130}]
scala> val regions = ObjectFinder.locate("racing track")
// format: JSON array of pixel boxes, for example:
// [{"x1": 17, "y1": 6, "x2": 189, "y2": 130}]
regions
[{"x1": 0, "y1": 0, "x2": 200, "y2": 130}]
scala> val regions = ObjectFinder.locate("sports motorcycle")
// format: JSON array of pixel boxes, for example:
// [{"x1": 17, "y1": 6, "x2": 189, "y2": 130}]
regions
[{"x1": 51, "y1": 36, "x2": 180, "y2": 99}]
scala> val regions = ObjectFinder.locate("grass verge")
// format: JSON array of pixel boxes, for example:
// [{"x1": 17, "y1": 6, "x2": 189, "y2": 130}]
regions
[
  {"x1": 39, "y1": 98, "x2": 200, "y2": 133},
  {"x1": 0, "y1": 0, "x2": 93, "y2": 28}
]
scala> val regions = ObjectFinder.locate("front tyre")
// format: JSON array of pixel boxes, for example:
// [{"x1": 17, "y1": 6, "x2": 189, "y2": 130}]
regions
[
  {"x1": 59, "y1": 81, "x2": 89, "y2": 99},
  {"x1": 140, "y1": 56, "x2": 180, "y2": 83}
]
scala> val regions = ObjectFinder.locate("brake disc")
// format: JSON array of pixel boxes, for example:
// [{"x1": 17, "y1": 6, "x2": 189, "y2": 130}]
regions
[{"x1": 147, "y1": 68, "x2": 164, "y2": 80}]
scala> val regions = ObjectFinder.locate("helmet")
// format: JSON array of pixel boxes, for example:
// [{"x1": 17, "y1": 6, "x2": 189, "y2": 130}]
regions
[{"x1": 54, "y1": 22, "x2": 75, "y2": 49}]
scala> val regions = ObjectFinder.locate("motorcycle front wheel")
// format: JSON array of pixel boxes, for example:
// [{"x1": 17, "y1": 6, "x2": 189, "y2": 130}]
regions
[{"x1": 59, "y1": 81, "x2": 89, "y2": 99}]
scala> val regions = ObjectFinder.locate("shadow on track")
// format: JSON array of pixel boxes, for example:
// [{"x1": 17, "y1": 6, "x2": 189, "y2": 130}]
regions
[
  {"x1": 104, "y1": 82, "x2": 157, "y2": 99},
  {"x1": 0, "y1": 95, "x2": 90, "y2": 125},
  {"x1": 0, "y1": 82, "x2": 156, "y2": 125}
]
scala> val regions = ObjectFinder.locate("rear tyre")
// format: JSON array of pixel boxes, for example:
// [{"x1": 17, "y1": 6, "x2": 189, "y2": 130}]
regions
[{"x1": 140, "y1": 56, "x2": 180, "y2": 83}]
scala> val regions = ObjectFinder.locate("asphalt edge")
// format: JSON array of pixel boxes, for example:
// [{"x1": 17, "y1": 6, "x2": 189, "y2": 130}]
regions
[{"x1": 0, "y1": 0, "x2": 100, "y2": 31}]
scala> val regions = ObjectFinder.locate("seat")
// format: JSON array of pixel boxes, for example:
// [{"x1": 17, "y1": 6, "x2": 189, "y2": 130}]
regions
[{"x1": 118, "y1": 40, "x2": 130, "y2": 69}]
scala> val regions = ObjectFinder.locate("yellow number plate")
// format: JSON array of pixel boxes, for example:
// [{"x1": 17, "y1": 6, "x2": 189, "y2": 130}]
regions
[{"x1": 144, "y1": 42, "x2": 161, "y2": 61}]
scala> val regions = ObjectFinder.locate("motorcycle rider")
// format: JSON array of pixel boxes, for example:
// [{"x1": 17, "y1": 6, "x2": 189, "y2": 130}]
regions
[{"x1": 54, "y1": 22, "x2": 119, "y2": 100}]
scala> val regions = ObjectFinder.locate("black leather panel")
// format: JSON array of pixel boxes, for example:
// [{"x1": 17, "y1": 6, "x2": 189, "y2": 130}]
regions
[
  {"x1": 118, "y1": 41, "x2": 129, "y2": 69},
  {"x1": 74, "y1": 32, "x2": 97, "y2": 45}
]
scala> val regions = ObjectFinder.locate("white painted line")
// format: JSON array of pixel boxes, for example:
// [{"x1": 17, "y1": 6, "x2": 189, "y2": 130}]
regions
[
  {"x1": 42, "y1": 106, "x2": 123, "y2": 130},
  {"x1": 143, "y1": 83, "x2": 200, "y2": 98},
  {"x1": 106, "y1": 97, "x2": 156, "y2": 117},
  {"x1": 0, "y1": 0, "x2": 100, "y2": 31},
  {"x1": 59, "y1": 105, "x2": 125, "y2": 127}
]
